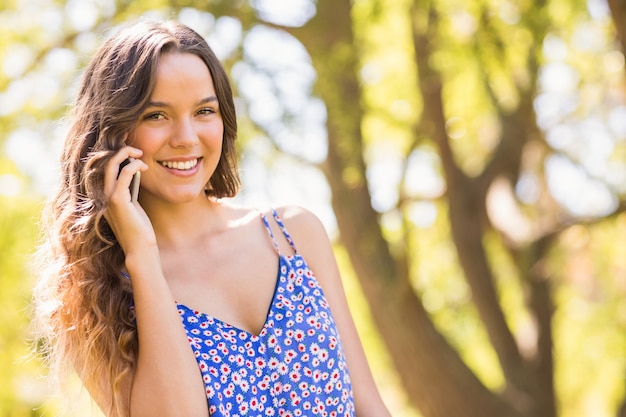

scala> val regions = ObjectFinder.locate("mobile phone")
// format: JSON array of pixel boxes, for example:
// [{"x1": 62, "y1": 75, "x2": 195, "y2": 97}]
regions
[{"x1": 118, "y1": 158, "x2": 141, "y2": 203}]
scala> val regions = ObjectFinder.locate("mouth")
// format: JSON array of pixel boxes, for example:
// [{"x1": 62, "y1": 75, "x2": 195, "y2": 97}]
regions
[{"x1": 159, "y1": 158, "x2": 200, "y2": 171}]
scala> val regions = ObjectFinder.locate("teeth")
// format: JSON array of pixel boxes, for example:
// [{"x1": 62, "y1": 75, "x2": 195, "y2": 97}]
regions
[{"x1": 160, "y1": 159, "x2": 198, "y2": 170}]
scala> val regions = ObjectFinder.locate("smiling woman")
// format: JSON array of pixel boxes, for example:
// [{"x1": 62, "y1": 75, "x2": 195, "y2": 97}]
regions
[
  {"x1": 129, "y1": 52, "x2": 224, "y2": 206},
  {"x1": 32, "y1": 19, "x2": 390, "y2": 417}
]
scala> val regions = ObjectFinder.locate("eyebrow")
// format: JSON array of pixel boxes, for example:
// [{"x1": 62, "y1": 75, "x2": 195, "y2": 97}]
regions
[{"x1": 146, "y1": 95, "x2": 219, "y2": 108}]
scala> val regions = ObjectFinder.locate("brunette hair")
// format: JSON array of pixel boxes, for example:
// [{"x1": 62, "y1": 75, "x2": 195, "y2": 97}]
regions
[{"x1": 33, "y1": 20, "x2": 238, "y2": 416}]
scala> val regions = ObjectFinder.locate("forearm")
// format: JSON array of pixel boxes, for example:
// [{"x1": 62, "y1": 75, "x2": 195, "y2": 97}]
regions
[{"x1": 125, "y1": 249, "x2": 208, "y2": 417}]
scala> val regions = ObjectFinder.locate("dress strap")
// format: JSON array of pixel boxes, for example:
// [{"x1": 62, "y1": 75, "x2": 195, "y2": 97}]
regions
[
  {"x1": 259, "y1": 208, "x2": 299, "y2": 255},
  {"x1": 271, "y1": 208, "x2": 298, "y2": 254},
  {"x1": 260, "y1": 211, "x2": 281, "y2": 254}
]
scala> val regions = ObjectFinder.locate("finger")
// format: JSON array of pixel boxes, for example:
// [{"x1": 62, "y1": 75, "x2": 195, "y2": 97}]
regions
[
  {"x1": 117, "y1": 157, "x2": 145, "y2": 180},
  {"x1": 104, "y1": 147, "x2": 144, "y2": 197},
  {"x1": 110, "y1": 159, "x2": 146, "y2": 203}
]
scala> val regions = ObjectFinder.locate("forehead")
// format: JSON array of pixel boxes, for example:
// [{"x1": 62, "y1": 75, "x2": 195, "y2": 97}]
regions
[{"x1": 151, "y1": 52, "x2": 215, "y2": 97}]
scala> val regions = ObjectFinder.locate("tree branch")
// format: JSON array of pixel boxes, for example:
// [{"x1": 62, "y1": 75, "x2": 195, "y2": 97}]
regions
[{"x1": 410, "y1": 0, "x2": 531, "y2": 396}]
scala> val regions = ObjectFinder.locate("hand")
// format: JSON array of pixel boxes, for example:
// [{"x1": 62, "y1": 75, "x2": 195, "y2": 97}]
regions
[{"x1": 104, "y1": 146, "x2": 155, "y2": 255}]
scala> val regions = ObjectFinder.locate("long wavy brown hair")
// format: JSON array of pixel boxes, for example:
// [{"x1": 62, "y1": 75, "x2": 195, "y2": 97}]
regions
[{"x1": 33, "y1": 19, "x2": 239, "y2": 416}]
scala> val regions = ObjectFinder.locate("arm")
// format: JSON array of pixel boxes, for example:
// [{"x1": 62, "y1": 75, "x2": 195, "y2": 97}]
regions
[
  {"x1": 104, "y1": 148, "x2": 208, "y2": 417},
  {"x1": 278, "y1": 206, "x2": 392, "y2": 417}
]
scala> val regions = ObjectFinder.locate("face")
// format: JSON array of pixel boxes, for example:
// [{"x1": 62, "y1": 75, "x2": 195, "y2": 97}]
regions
[{"x1": 129, "y1": 51, "x2": 224, "y2": 206}]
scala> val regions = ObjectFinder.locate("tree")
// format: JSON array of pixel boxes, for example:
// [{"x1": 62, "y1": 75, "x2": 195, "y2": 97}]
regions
[
  {"x1": 217, "y1": 0, "x2": 626, "y2": 416},
  {"x1": 1, "y1": 0, "x2": 625, "y2": 416}
]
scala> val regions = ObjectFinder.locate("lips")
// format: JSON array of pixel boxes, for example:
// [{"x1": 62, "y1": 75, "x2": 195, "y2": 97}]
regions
[{"x1": 159, "y1": 158, "x2": 199, "y2": 170}]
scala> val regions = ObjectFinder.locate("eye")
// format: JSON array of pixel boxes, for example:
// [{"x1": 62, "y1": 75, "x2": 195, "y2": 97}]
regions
[
  {"x1": 197, "y1": 107, "x2": 217, "y2": 116},
  {"x1": 143, "y1": 112, "x2": 165, "y2": 120}
]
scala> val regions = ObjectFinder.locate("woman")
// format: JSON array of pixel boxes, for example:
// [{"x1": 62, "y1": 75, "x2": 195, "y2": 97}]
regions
[{"x1": 34, "y1": 19, "x2": 390, "y2": 417}]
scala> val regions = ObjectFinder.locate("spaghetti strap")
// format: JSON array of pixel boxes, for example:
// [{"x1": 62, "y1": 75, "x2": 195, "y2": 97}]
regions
[
  {"x1": 260, "y1": 211, "x2": 281, "y2": 254},
  {"x1": 270, "y1": 208, "x2": 299, "y2": 255},
  {"x1": 259, "y1": 208, "x2": 299, "y2": 255}
]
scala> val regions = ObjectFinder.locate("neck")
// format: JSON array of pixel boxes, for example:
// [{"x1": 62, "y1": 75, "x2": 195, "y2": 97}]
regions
[{"x1": 140, "y1": 195, "x2": 226, "y2": 251}]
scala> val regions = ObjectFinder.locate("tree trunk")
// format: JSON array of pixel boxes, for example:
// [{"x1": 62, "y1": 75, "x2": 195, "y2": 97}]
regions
[
  {"x1": 408, "y1": 2, "x2": 557, "y2": 416},
  {"x1": 293, "y1": 1, "x2": 523, "y2": 415}
]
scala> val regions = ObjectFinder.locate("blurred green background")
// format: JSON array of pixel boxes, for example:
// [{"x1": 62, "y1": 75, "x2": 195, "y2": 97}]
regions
[{"x1": 1, "y1": 0, "x2": 626, "y2": 416}]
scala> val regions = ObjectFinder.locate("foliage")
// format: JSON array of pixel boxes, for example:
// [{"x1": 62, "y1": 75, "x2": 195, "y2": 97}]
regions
[
  {"x1": 0, "y1": 178, "x2": 49, "y2": 416},
  {"x1": 0, "y1": 0, "x2": 625, "y2": 416}
]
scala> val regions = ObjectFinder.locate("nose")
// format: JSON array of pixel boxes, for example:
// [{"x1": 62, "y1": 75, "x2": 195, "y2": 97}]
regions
[{"x1": 170, "y1": 117, "x2": 199, "y2": 148}]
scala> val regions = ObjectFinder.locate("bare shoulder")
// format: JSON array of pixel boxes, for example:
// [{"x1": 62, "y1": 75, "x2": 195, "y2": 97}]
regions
[
  {"x1": 274, "y1": 205, "x2": 329, "y2": 246},
  {"x1": 275, "y1": 205, "x2": 323, "y2": 227},
  {"x1": 274, "y1": 205, "x2": 338, "y2": 283}
]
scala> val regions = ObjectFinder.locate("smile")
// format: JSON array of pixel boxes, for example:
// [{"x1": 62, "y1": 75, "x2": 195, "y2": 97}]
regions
[{"x1": 159, "y1": 158, "x2": 199, "y2": 170}]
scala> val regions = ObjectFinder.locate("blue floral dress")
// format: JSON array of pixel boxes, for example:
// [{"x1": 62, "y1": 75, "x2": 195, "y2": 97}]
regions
[{"x1": 177, "y1": 209, "x2": 356, "y2": 416}]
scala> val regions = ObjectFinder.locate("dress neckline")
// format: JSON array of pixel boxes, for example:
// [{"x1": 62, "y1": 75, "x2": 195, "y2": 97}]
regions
[{"x1": 176, "y1": 254, "x2": 301, "y2": 339}]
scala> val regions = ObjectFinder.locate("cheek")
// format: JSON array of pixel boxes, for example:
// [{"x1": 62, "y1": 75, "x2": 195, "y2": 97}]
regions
[
  {"x1": 205, "y1": 123, "x2": 225, "y2": 148},
  {"x1": 128, "y1": 127, "x2": 149, "y2": 149},
  {"x1": 131, "y1": 127, "x2": 164, "y2": 153}
]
